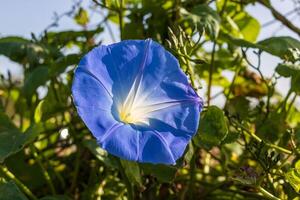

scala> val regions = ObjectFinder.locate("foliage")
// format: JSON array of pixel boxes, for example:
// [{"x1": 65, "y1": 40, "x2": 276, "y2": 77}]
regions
[{"x1": 0, "y1": 0, "x2": 300, "y2": 199}]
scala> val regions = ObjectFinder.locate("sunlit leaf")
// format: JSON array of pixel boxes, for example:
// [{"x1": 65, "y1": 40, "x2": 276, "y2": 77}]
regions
[
  {"x1": 74, "y1": 8, "x2": 89, "y2": 26},
  {"x1": 285, "y1": 160, "x2": 300, "y2": 193},
  {"x1": 234, "y1": 12, "x2": 260, "y2": 42},
  {"x1": 82, "y1": 139, "x2": 119, "y2": 169}
]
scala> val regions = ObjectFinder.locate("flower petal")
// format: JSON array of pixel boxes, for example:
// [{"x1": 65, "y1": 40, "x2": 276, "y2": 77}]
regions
[
  {"x1": 72, "y1": 67, "x2": 118, "y2": 140},
  {"x1": 72, "y1": 67, "x2": 113, "y2": 110},
  {"x1": 99, "y1": 124, "x2": 139, "y2": 161},
  {"x1": 138, "y1": 129, "x2": 176, "y2": 164}
]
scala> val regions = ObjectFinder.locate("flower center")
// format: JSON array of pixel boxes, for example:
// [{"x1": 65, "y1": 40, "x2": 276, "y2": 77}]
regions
[{"x1": 119, "y1": 104, "x2": 144, "y2": 124}]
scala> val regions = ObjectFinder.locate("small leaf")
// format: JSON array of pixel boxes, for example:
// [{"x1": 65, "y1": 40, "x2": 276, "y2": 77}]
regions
[
  {"x1": 194, "y1": 106, "x2": 228, "y2": 149},
  {"x1": 285, "y1": 161, "x2": 300, "y2": 193},
  {"x1": 82, "y1": 139, "x2": 119, "y2": 169},
  {"x1": 183, "y1": 5, "x2": 220, "y2": 39},
  {"x1": 120, "y1": 160, "x2": 142, "y2": 187},
  {"x1": 276, "y1": 63, "x2": 300, "y2": 77},
  {"x1": 74, "y1": 8, "x2": 89, "y2": 26},
  {"x1": 34, "y1": 100, "x2": 44, "y2": 123},
  {"x1": 0, "y1": 181, "x2": 28, "y2": 200},
  {"x1": 23, "y1": 66, "x2": 49, "y2": 99}
]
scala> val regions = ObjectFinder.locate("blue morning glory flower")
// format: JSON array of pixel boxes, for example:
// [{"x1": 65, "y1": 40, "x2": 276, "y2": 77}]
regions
[{"x1": 72, "y1": 39, "x2": 203, "y2": 165}]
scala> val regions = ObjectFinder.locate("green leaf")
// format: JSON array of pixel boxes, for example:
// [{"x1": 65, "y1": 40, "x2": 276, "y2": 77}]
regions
[
  {"x1": 285, "y1": 160, "x2": 300, "y2": 193},
  {"x1": 74, "y1": 8, "x2": 89, "y2": 26},
  {"x1": 296, "y1": 160, "x2": 300, "y2": 174},
  {"x1": 257, "y1": 37, "x2": 300, "y2": 59},
  {"x1": 4, "y1": 151, "x2": 46, "y2": 190},
  {"x1": 276, "y1": 63, "x2": 300, "y2": 77},
  {"x1": 225, "y1": 96, "x2": 250, "y2": 120},
  {"x1": 49, "y1": 54, "x2": 80, "y2": 76},
  {"x1": 120, "y1": 159, "x2": 142, "y2": 187},
  {"x1": 0, "y1": 37, "x2": 52, "y2": 65},
  {"x1": 34, "y1": 100, "x2": 44, "y2": 123},
  {"x1": 217, "y1": 0, "x2": 260, "y2": 42},
  {"x1": 0, "y1": 112, "x2": 41, "y2": 163},
  {"x1": 123, "y1": 22, "x2": 144, "y2": 40},
  {"x1": 0, "y1": 113, "x2": 25, "y2": 163},
  {"x1": 291, "y1": 74, "x2": 300, "y2": 93},
  {"x1": 222, "y1": 33, "x2": 300, "y2": 59},
  {"x1": 256, "y1": 112, "x2": 286, "y2": 142},
  {"x1": 23, "y1": 66, "x2": 49, "y2": 99},
  {"x1": 43, "y1": 27, "x2": 103, "y2": 48},
  {"x1": 82, "y1": 139, "x2": 119, "y2": 169},
  {"x1": 183, "y1": 5, "x2": 221, "y2": 39},
  {"x1": 0, "y1": 181, "x2": 28, "y2": 200},
  {"x1": 140, "y1": 163, "x2": 177, "y2": 183},
  {"x1": 194, "y1": 106, "x2": 228, "y2": 149},
  {"x1": 33, "y1": 85, "x2": 70, "y2": 122},
  {"x1": 222, "y1": 131, "x2": 240, "y2": 144},
  {"x1": 233, "y1": 12, "x2": 260, "y2": 42},
  {"x1": 0, "y1": 37, "x2": 30, "y2": 63}
]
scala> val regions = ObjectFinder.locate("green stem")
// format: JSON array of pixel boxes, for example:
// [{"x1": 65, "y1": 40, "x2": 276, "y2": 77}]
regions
[
  {"x1": 70, "y1": 147, "x2": 82, "y2": 192},
  {"x1": 118, "y1": 160, "x2": 134, "y2": 200},
  {"x1": 232, "y1": 119, "x2": 292, "y2": 154},
  {"x1": 207, "y1": 42, "x2": 216, "y2": 106},
  {"x1": 258, "y1": 186, "x2": 281, "y2": 200},
  {"x1": 0, "y1": 165, "x2": 38, "y2": 200},
  {"x1": 276, "y1": 88, "x2": 293, "y2": 112},
  {"x1": 186, "y1": 147, "x2": 198, "y2": 199},
  {"x1": 286, "y1": 93, "x2": 297, "y2": 114},
  {"x1": 118, "y1": 0, "x2": 124, "y2": 40},
  {"x1": 30, "y1": 145, "x2": 56, "y2": 194}
]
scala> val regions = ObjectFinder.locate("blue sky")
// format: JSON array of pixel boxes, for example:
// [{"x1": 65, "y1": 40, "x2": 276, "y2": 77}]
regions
[{"x1": 0, "y1": 0, "x2": 299, "y2": 105}]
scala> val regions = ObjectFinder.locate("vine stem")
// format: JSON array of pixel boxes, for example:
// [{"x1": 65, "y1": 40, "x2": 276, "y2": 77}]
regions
[
  {"x1": 232, "y1": 119, "x2": 292, "y2": 155},
  {"x1": 30, "y1": 145, "x2": 56, "y2": 194},
  {"x1": 70, "y1": 147, "x2": 82, "y2": 192},
  {"x1": 118, "y1": 160, "x2": 134, "y2": 200},
  {"x1": 185, "y1": 146, "x2": 198, "y2": 199},
  {"x1": 0, "y1": 165, "x2": 38, "y2": 200},
  {"x1": 207, "y1": 42, "x2": 216, "y2": 106},
  {"x1": 258, "y1": 186, "x2": 281, "y2": 200},
  {"x1": 207, "y1": 0, "x2": 227, "y2": 106},
  {"x1": 118, "y1": 0, "x2": 124, "y2": 40}
]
